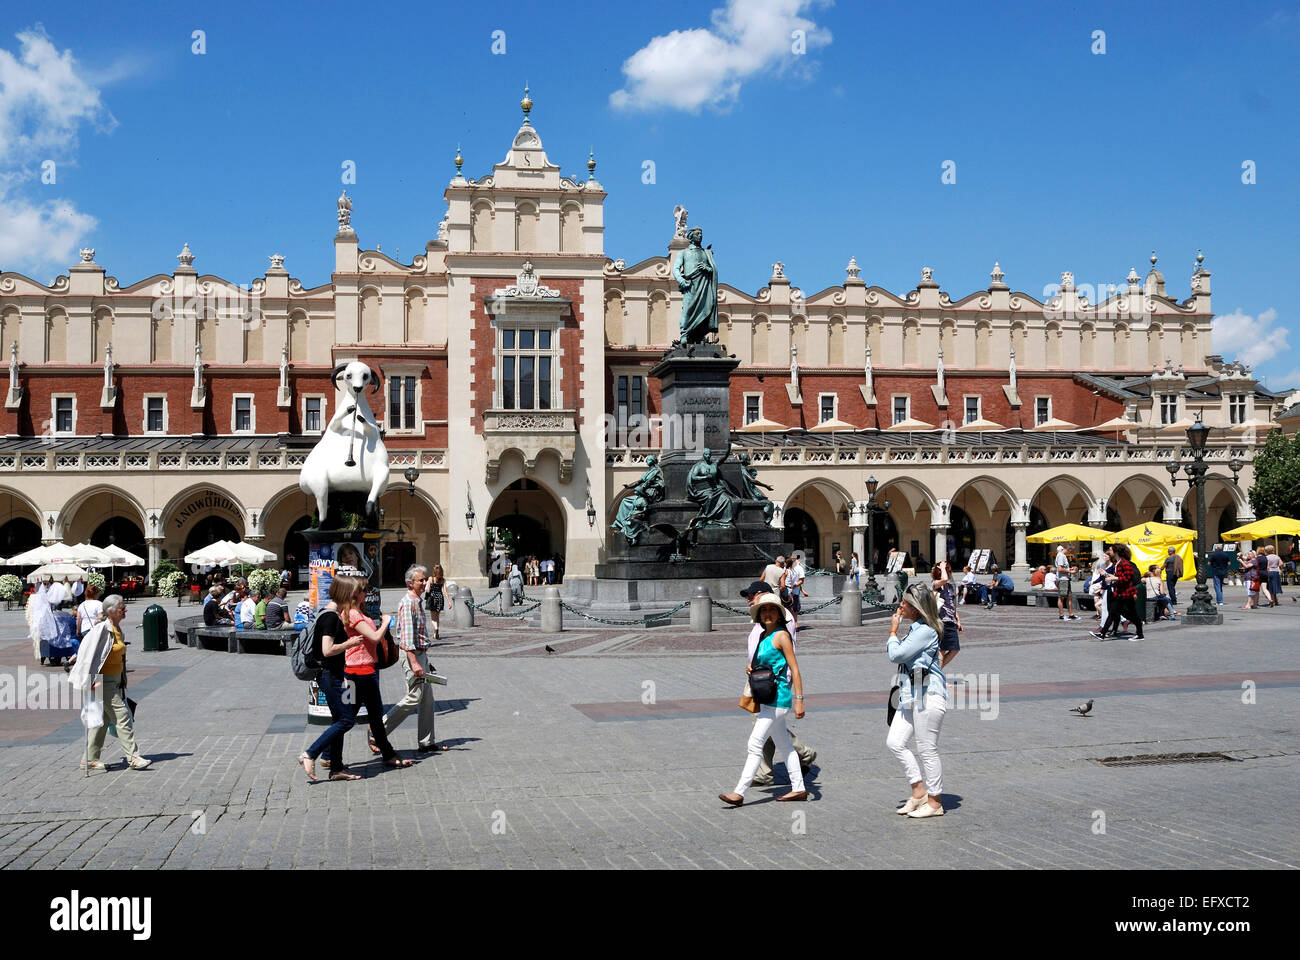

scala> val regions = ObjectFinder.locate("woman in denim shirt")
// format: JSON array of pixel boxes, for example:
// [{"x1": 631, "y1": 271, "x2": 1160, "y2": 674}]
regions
[{"x1": 887, "y1": 583, "x2": 948, "y2": 818}]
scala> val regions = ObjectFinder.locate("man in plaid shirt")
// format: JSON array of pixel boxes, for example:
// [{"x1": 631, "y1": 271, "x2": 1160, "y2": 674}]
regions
[
  {"x1": 1093, "y1": 543, "x2": 1145, "y2": 640},
  {"x1": 381, "y1": 564, "x2": 444, "y2": 752}
]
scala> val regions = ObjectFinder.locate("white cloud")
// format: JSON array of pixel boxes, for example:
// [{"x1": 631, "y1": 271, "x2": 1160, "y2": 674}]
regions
[
  {"x1": 0, "y1": 26, "x2": 112, "y2": 277},
  {"x1": 610, "y1": 0, "x2": 832, "y2": 112},
  {"x1": 1212, "y1": 307, "x2": 1290, "y2": 370}
]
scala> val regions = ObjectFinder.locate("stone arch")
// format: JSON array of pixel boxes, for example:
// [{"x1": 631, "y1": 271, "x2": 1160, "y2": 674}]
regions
[
  {"x1": 46, "y1": 307, "x2": 68, "y2": 363},
  {"x1": 92, "y1": 307, "x2": 114, "y2": 364},
  {"x1": 560, "y1": 202, "x2": 582, "y2": 253},
  {"x1": 514, "y1": 200, "x2": 539, "y2": 252},
  {"x1": 159, "y1": 484, "x2": 248, "y2": 561},
  {"x1": 791, "y1": 315, "x2": 808, "y2": 365},
  {"x1": 197, "y1": 313, "x2": 217, "y2": 362},
  {"x1": 1180, "y1": 322, "x2": 1198, "y2": 369},
  {"x1": 1010, "y1": 321, "x2": 1027, "y2": 360},
  {"x1": 1030, "y1": 474, "x2": 1097, "y2": 524},
  {"x1": 1147, "y1": 322, "x2": 1164, "y2": 368},
  {"x1": 486, "y1": 475, "x2": 567, "y2": 579},
  {"x1": 0, "y1": 306, "x2": 20, "y2": 353},
  {"x1": 873, "y1": 476, "x2": 940, "y2": 567},
  {"x1": 244, "y1": 308, "x2": 263, "y2": 362},
  {"x1": 377, "y1": 486, "x2": 444, "y2": 585},
  {"x1": 471, "y1": 200, "x2": 493, "y2": 251},
  {"x1": 782, "y1": 479, "x2": 852, "y2": 569},
  {"x1": 867, "y1": 316, "x2": 883, "y2": 359},
  {"x1": 950, "y1": 474, "x2": 1020, "y2": 561},
  {"x1": 1106, "y1": 473, "x2": 1174, "y2": 527},
  {"x1": 59, "y1": 485, "x2": 149, "y2": 546},
  {"x1": 604, "y1": 291, "x2": 624, "y2": 346},
  {"x1": 648, "y1": 291, "x2": 669, "y2": 346},
  {"x1": 0, "y1": 486, "x2": 45, "y2": 554},
  {"x1": 940, "y1": 318, "x2": 956, "y2": 364},
  {"x1": 359, "y1": 286, "x2": 381, "y2": 343}
]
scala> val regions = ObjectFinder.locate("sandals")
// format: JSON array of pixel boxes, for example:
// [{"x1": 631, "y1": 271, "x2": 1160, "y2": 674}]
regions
[
  {"x1": 383, "y1": 756, "x2": 413, "y2": 768},
  {"x1": 329, "y1": 769, "x2": 361, "y2": 781},
  {"x1": 367, "y1": 733, "x2": 381, "y2": 755},
  {"x1": 298, "y1": 752, "x2": 318, "y2": 783}
]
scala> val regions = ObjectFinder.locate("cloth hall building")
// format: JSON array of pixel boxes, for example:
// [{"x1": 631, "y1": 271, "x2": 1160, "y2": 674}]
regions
[{"x1": 0, "y1": 98, "x2": 1285, "y2": 586}]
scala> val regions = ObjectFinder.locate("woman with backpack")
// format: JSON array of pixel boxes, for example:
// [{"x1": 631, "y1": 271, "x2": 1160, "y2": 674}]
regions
[
  {"x1": 299, "y1": 579, "x2": 363, "y2": 781},
  {"x1": 1094, "y1": 543, "x2": 1144, "y2": 640}
]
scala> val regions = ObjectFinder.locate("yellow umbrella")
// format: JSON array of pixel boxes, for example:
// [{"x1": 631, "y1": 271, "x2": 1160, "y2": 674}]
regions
[
  {"x1": 1110, "y1": 521, "x2": 1196, "y2": 546},
  {"x1": 1221, "y1": 516, "x2": 1300, "y2": 542},
  {"x1": 1027, "y1": 523, "x2": 1102, "y2": 544}
]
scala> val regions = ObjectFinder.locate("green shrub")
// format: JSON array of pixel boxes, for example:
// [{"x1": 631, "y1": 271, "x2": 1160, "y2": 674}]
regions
[
  {"x1": 0, "y1": 574, "x2": 22, "y2": 602},
  {"x1": 151, "y1": 558, "x2": 180, "y2": 589}
]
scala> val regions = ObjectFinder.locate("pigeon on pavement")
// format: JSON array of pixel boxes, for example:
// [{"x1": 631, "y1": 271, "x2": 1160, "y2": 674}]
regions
[
  {"x1": 544, "y1": 645, "x2": 556, "y2": 654},
  {"x1": 1069, "y1": 699, "x2": 1094, "y2": 716}
]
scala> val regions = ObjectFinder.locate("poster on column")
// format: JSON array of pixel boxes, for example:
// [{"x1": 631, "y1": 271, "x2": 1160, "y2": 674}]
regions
[{"x1": 307, "y1": 540, "x2": 382, "y2": 617}]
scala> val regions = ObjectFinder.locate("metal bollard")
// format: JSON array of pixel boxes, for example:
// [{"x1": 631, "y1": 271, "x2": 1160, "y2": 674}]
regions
[
  {"x1": 455, "y1": 587, "x2": 475, "y2": 628},
  {"x1": 690, "y1": 584, "x2": 712, "y2": 633},
  {"x1": 840, "y1": 577, "x2": 862, "y2": 626},
  {"x1": 541, "y1": 586, "x2": 563, "y2": 633}
]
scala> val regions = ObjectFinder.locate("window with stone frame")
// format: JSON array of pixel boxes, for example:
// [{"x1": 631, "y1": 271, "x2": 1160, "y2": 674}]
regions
[
  {"x1": 1159, "y1": 393, "x2": 1179, "y2": 425},
  {"x1": 144, "y1": 396, "x2": 166, "y2": 433},
  {"x1": 964, "y1": 396, "x2": 981, "y2": 425},
  {"x1": 744, "y1": 394, "x2": 762, "y2": 425},
  {"x1": 1228, "y1": 394, "x2": 1247, "y2": 425},
  {"x1": 819, "y1": 393, "x2": 836, "y2": 423},
  {"x1": 1035, "y1": 396, "x2": 1051, "y2": 426},
  {"x1": 388, "y1": 376, "x2": 418, "y2": 430},
  {"x1": 52, "y1": 395, "x2": 75, "y2": 434},
  {"x1": 616, "y1": 374, "x2": 646, "y2": 420},
  {"x1": 892, "y1": 395, "x2": 909, "y2": 426},
  {"x1": 498, "y1": 326, "x2": 556, "y2": 410}
]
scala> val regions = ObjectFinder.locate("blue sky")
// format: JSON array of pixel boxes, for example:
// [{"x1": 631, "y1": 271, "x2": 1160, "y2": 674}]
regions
[{"x1": 1, "y1": 0, "x2": 1297, "y2": 390}]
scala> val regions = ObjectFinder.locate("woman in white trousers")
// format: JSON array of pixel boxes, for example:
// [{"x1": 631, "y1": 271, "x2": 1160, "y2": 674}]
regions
[{"x1": 887, "y1": 583, "x2": 948, "y2": 818}]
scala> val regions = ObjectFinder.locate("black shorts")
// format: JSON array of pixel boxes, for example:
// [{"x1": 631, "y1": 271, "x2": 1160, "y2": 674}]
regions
[
  {"x1": 790, "y1": 591, "x2": 802, "y2": 614},
  {"x1": 941, "y1": 621, "x2": 960, "y2": 652}
]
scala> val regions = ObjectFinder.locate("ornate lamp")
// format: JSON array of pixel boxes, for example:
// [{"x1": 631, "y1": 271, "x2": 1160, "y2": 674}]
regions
[
  {"x1": 465, "y1": 498, "x2": 475, "y2": 531},
  {"x1": 586, "y1": 492, "x2": 597, "y2": 528},
  {"x1": 1167, "y1": 414, "x2": 1221, "y2": 624},
  {"x1": 403, "y1": 465, "x2": 419, "y2": 496}
]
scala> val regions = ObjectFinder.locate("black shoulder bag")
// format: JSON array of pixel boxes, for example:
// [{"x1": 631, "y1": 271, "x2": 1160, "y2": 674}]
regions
[{"x1": 748, "y1": 633, "x2": 779, "y2": 706}]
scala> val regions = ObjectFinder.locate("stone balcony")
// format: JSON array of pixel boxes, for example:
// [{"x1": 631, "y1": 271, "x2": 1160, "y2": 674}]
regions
[{"x1": 482, "y1": 408, "x2": 578, "y2": 484}]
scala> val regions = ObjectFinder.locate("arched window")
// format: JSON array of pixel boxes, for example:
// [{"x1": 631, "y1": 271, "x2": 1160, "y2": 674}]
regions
[
  {"x1": 604, "y1": 293, "x2": 624, "y2": 346},
  {"x1": 827, "y1": 316, "x2": 845, "y2": 365},
  {"x1": 359, "y1": 289, "x2": 381, "y2": 343},
  {"x1": 405, "y1": 291, "x2": 425, "y2": 342},
  {"x1": 46, "y1": 310, "x2": 68, "y2": 363},
  {"x1": 93, "y1": 308, "x2": 114, "y2": 363},
  {"x1": 752, "y1": 315, "x2": 769, "y2": 363},
  {"x1": 471, "y1": 201, "x2": 493, "y2": 251},
  {"x1": 1080, "y1": 323, "x2": 1095, "y2": 368},
  {"x1": 902, "y1": 320, "x2": 919, "y2": 366},
  {"x1": 649, "y1": 292, "x2": 669, "y2": 346},
  {"x1": 974, "y1": 320, "x2": 991, "y2": 366},
  {"x1": 514, "y1": 201, "x2": 539, "y2": 251},
  {"x1": 288, "y1": 311, "x2": 308, "y2": 362},
  {"x1": 560, "y1": 203, "x2": 582, "y2": 252}
]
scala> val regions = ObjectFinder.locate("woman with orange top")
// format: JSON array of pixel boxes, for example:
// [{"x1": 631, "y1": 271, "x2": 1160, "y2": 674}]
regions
[{"x1": 334, "y1": 574, "x2": 410, "y2": 768}]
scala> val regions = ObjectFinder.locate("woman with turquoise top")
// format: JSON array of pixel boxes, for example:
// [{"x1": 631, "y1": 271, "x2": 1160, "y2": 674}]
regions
[
  {"x1": 887, "y1": 583, "x2": 949, "y2": 819},
  {"x1": 719, "y1": 593, "x2": 807, "y2": 805}
]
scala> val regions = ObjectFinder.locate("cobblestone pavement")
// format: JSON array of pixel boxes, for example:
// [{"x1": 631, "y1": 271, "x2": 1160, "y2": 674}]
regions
[{"x1": 1, "y1": 591, "x2": 1297, "y2": 869}]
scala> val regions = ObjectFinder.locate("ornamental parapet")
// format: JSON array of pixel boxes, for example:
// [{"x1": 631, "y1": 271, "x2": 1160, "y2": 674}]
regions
[{"x1": 483, "y1": 408, "x2": 578, "y2": 484}]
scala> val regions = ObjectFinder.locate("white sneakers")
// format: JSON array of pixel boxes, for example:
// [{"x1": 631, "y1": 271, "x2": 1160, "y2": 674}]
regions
[
  {"x1": 896, "y1": 796, "x2": 925, "y2": 815},
  {"x1": 126, "y1": 756, "x2": 151, "y2": 771}
]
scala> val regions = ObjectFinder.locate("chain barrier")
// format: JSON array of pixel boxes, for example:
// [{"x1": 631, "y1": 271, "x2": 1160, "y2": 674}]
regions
[
  {"x1": 558, "y1": 599, "x2": 690, "y2": 627},
  {"x1": 709, "y1": 599, "x2": 754, "y2": 616},
  {"x1": 467, "y1": 592, "x2": 541, "y2": 618}
]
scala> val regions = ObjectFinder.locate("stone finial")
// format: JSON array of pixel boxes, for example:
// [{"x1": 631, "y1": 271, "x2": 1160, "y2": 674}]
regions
[
  {"x1": 436, "y1": 212, "x2": 449, "y2": 243},
  {"x1": 846, "y1": 256, "x2": 860, "y2": 280},
  {"x1": 921, "y1": 266, "x2": 933, "y2": 283},
  {"x1": 177, "y1": 242, "x2": 195, "y2": 267},
  {"x1": 771, "y1": 261, "x2": 785, "y2": 280},
  {"x1": 1060, "y1": 270, "x2": 1075, "y2": 291},
  {"x1": 990, "y1": 261, "x2": 1005, "y2": 285},
  {"x1": 269, "y1": 253, "x2": 285, "y2": 270},
  {"x1": 1127, "y1": 266, "x2": 1141, "y2": 292},
  {"x1": 79, "y1": 248, "x2": 95, "y2": 263}
]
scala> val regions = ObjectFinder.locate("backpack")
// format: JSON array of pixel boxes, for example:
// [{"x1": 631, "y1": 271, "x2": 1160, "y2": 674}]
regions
[{"x1": 289, "y1": 616, "x2": 321, "y2": 681}]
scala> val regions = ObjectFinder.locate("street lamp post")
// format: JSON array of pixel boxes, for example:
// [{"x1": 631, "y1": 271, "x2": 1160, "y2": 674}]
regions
[
  {"x1": 1165, "y1": 416, "x2": 1223, "y2": 626},
  {"x1": 863, "y1": 476, "x2": 891, "y2": 602}
]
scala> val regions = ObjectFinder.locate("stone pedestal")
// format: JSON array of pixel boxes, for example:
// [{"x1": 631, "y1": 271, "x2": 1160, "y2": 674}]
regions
[{"x1": 596, "y1": 343, "x2": 789, "y2": 581}]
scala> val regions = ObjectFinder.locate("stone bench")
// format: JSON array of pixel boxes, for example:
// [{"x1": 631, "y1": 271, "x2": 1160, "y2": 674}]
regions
[{"x1": 192, "y1": 626, "x2": 297, "y2": 655}]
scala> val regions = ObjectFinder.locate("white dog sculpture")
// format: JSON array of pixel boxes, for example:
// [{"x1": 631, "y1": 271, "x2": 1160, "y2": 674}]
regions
[{"x1": 300, "y1": 361, "x2": 390, "y2": 527}]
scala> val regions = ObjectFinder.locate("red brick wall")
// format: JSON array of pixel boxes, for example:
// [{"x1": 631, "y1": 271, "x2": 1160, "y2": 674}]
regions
[
  {"x1": 726, "y1": 372, "x2": 1123, "y2": 430},
  {"x1": 468, "y1": 277, "x2": 585, "y2": 434}
]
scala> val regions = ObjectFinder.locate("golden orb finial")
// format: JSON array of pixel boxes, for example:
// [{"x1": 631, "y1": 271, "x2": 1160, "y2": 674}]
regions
[
  {"x1": 587, "y1": 148, "x2": 596, "y2": 175},
  {"x1": 521, "y1": 84, "x2": 533, "y2": 124},
  {"x1": 454, "y1": 143, "x2": 463, "y2": 175}
]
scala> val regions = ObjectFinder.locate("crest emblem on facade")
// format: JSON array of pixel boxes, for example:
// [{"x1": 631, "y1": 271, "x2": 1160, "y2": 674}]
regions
[{"x1": 499, "y1": 260, "x2": 560, "y2": 299}]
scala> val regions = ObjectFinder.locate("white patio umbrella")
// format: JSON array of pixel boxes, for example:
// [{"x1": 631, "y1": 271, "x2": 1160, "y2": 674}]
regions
[
  {"x1": 184, "y1": 540, "x2": 241, "y2": 566},
  {"x1": 67, "y1": 543, "x2": 113, "y2": 565},
  {"x1": 4, "y1": 543, "x2": 86, "y2": 566},
  {"x1": 26, "y1": 562, "x2": 89, "y2": 584},
  {"x1": 227, "y1": 541, "x2": 277, "y2": 565},
  {"x1": 96, "y1": 544, "x2": 146, "y2": 567}
]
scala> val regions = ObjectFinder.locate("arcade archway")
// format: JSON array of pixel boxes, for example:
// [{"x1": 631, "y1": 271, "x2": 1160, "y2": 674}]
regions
[{"x1": 486, "y1": 478, "x2": 565, "y2": 583}]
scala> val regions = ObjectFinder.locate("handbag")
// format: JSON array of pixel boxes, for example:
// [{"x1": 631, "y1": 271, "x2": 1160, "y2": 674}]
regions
[
  {"x1": 747, "y1": 636, "x2": 778, "y2": 706},
  {"x1": 886, "y1": 680, "x2": 899, "y2": 726},
  {"x1": 738, "y1": 681, "x2": 759, "y2": 714},
  {"x1": 374, "y1": 629, "x2": 399, "y2": 669}
]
